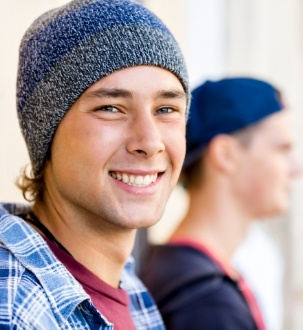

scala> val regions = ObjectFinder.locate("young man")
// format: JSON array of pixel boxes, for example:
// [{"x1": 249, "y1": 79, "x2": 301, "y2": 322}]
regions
[
  {"x1": 0, "y1": 1, "x2": 189, "y2": 329},
  {"x1": 141, "y1": 77, "x2": 302, "y2": 330}
]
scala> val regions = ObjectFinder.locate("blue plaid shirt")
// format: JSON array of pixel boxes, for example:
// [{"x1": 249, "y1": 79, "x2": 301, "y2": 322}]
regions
[{"x1": 0, "y1": 203, "x2": 165, "y2": 330}]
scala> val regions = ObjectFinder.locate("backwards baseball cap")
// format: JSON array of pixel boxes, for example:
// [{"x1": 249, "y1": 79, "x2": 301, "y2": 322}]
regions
[
  {"x1": 17, "y1": 0, "x2": 189, "y2": 174},
  {"x1": 184, "y1": 77, "x2": 284, "y2": 168}
]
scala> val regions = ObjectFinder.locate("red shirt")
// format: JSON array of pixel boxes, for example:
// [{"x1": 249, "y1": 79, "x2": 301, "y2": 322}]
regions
[{"x1": 44, "y1": 237, "x2": 136, "y2": 330}]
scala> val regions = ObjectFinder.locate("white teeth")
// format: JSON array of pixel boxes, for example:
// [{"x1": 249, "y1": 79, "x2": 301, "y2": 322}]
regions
[
  {"x1": 135, "y1": 176, "x2": 144, "y2": 185},
  {"x1": 129, "y1": 175, "x2": 135, "y2": 184},
  {"x1": 143, "y1": 175, "x2": 151, "y2": 185},
  {"x1": 122, "y1": 173, "x2": 129, "y2": 184},
  {"x1": 111, "y1": 172, "x2": 158, "y2": 187}
]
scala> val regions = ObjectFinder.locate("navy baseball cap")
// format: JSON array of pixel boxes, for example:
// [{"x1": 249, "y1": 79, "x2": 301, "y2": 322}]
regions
[{"x1": 184, "y1": 77, "x2": 284, "y2": 168}]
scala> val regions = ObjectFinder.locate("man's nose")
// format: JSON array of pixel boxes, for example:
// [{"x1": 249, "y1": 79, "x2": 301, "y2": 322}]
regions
[{"x1": 126, "y1": 113, "x2": 165, "y2": 158}]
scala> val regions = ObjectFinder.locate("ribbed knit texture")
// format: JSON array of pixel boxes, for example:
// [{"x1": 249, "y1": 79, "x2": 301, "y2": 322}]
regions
[{"x1": 17, "y1": 0, "x2": 189, "y2": 174}]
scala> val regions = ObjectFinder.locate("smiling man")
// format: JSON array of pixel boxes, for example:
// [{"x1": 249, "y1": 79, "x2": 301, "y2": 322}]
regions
[{"x1": 0, "y1": 1, "x2": 189, "y2": 329}]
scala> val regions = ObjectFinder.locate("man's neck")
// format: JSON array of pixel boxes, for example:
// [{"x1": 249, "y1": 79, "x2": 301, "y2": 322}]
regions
[
  {"x1": 31, "y1": 202, "x2": 136, "y2": 288},
  {"x1": 169, "y1": 187, "x2": 252, "y2": 264}
]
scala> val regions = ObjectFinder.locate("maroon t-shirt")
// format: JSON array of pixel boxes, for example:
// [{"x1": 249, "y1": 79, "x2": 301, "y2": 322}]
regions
[{"x1": 44, "y1": 237, "x2": 136, "y2": 330}]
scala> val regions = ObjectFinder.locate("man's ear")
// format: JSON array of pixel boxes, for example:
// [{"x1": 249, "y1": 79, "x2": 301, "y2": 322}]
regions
[{"x1": 207, "y1": 134, "x2": 241, "y2": 174}]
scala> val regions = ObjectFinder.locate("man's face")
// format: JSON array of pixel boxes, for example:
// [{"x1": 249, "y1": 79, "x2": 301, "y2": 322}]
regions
[
  {"x1": 45, "y1": 66, "x2": 187, "y2": 230},
  {"x1": 233, "y1": 110, "x2": 301, "y2": 218}
]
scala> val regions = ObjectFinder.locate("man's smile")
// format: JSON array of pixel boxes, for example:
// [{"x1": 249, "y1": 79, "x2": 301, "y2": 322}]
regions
[{"x1": 109, "y1": 171, "x2": 159, "y2": 187}]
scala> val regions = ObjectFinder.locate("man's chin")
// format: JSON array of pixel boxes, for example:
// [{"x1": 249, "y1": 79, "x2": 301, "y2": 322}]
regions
[{"x1": 132, "y1": 216, "x2": 162, "y2": 229}]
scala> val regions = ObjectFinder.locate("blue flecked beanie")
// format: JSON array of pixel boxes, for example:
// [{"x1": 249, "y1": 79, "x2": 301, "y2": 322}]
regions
[
  {"x1": 184, "y1": 77, "x2": 284, "y2": 168},
  {"x1": 17, "y1": 0, "x2": 189, "y2": 174}
]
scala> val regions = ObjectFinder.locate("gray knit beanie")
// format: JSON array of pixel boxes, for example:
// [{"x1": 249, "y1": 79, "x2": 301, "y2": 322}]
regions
[{"x1": 17, "y1": 0, "x2": 189, "y2": 174}]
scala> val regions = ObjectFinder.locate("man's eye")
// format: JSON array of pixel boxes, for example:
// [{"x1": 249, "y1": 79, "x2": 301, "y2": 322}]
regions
[
  {"x1": 156, "y1": 107, "x2": 173, "y2": 115},
  {"x1": 95, "y1": 105, "x2": 119, "y2": 112}
]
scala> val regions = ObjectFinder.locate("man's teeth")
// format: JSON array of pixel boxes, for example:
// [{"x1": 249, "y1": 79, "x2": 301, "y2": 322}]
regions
[{"x1": 111, "y1": 172, "x2": 158, "y2": 187}]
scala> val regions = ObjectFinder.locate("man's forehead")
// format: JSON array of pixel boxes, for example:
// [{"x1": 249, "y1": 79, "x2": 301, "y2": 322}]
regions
[{"x1": 81, "y1": 66, "x2": 186, "y2": 98}]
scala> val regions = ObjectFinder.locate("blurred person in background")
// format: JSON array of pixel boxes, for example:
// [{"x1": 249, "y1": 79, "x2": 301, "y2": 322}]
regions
[{"x1": 141, "y1": 77, "x2": 302, "y2": 330}]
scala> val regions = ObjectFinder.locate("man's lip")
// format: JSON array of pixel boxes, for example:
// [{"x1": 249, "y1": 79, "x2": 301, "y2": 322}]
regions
[{"x1": 109, "y1": 169, "x2": 165, "y2": 175}]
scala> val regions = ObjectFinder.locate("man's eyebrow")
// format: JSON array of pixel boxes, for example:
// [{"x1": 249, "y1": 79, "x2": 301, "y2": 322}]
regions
[
  {"x1": 81, "y1": 88, "x2": 187, "y2": 101},
  {"x1": 82, "y1": 88, "x2": 132, "y2": 100},
  {"x1": 155, "y1": 90, "x2": 187, "y2": 100}
]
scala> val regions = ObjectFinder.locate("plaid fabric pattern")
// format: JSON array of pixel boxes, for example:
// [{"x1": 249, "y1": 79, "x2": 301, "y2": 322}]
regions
[
  {"x1": 0, "y1": 204, "x2": 165, "y2": 330},
  {"x1": 121, "y1": 259, "x2": 165, "y2": 330}
]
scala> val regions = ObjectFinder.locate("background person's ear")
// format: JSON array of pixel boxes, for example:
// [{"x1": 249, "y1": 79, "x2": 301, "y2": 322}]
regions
[{"x1": 207, "y1": 134, "x2": 241, "y2": 174}]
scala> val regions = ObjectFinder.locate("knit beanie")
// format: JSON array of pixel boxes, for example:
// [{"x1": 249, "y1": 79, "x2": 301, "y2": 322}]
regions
[{"x1": 17, "y1": 0, "x2": 189, "y2": 174}]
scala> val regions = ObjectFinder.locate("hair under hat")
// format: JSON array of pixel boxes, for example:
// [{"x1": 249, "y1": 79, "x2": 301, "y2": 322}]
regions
[
  {"x1": 17, "y1": 0, "x2": 189, "y2": 174},
  {"x1": 184, "y1": 77, "x2": 284, "y2": 168}
]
